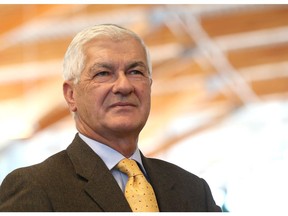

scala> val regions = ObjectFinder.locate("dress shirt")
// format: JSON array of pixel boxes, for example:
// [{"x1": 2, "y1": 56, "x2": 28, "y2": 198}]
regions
[{"x1": 78, "y1": 133, "x2": 147, "y2": 192}]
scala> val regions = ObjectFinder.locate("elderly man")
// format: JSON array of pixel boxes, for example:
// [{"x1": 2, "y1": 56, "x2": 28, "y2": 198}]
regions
[{"x1": 0, "y1": 24, "x2": 221, "y2": 212}]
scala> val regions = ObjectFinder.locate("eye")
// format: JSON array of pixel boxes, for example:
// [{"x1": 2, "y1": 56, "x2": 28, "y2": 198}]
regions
[
  {"x1": 94, "y1": 71, "x2": 111, "y2": 77},
  {"x1": 128, "y1": 70, "x2": 144, "y2": 76},
  {"x1": 93, "y1": 71, "x2": 113, "y2": 83}
]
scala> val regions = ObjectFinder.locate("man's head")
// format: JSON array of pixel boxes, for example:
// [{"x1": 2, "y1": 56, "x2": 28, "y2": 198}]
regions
[{"x1": 62, "y1": 24, "x2": 152, "y2": 151}]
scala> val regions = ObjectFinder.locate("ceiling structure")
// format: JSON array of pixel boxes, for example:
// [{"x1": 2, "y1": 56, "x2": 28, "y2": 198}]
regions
[{"x1": 0, "y1": 4, "x2": 288, "y2": 155}]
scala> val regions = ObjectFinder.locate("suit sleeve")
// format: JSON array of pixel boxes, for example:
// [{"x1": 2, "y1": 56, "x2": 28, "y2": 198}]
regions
[
  {"x1": 201, "y1": 178, "x2": 222, "y2": 212},
  {"x1": 0, "y1": 168, "x2": 53, "y2": 212}
]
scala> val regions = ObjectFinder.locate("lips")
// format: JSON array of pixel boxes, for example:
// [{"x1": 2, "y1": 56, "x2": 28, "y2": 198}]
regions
[{"x1": 110, "y1": 102, "x2": 136, "y2": 108}]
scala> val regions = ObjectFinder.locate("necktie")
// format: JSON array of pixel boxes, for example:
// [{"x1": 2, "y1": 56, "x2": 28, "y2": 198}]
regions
[{"x1": 117, "y1": 158, "x2": 159, "y2": 212}]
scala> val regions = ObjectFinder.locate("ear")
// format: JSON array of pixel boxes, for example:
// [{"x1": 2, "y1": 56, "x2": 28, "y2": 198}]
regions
[{"x1": 63, "y1": 81, "x2": 77, "y2": 112}]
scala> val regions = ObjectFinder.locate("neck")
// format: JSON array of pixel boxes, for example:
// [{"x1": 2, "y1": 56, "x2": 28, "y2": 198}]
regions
[
  {"x1": 76, "y1": 124, "x2": 139, "y2": 158},
  {"x1": 90, "y1": 133, "x2": 138, "y2": 158},
  {"x1": 108, "y1": 138, "x2": 138, "y2": 158}
]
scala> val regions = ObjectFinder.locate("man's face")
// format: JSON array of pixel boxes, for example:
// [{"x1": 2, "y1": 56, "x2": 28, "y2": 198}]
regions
[{"x1": 64, "y1": 36, "x2": 152, "y2": 139}]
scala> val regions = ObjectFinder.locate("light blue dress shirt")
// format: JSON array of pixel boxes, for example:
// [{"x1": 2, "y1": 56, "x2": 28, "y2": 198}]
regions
[{"x1": 78, "y1": 133, "x2": 147, "y2": 192}]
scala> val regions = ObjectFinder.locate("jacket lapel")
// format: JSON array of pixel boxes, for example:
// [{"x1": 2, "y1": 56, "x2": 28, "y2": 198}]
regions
[
  {"x1": 141, "y1": 153, "x2": 186, "y2": 212},
  {"x1": 84, "y1": 166, "x2": 131, "y2": 211},
  {"x1": 67, "y1": 134, "x2": 131, "y2": 212}
]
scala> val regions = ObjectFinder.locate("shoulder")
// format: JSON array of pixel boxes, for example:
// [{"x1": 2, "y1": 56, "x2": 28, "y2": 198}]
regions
[
  {"x1": 144, "y1": 156, "x2": 217, "y2": 196},
  {"x1": 0, "y1": 151, "x2": 68, "y2": 191},
  {"x1": 143, "y1": 157, "x2": 222, "y2": 212},
  {"x1": 21, "y1": 149, "x2": 70, "y2": 175},
  {"x1": 6, "y1": 134, "x2": 84, "y2": 180},
  {"x1": 1, "y1": 149, "x2": 71, "y2": 189},
  {"x1": 0, "y1": 150, "x2": 69, "y2": 211}
]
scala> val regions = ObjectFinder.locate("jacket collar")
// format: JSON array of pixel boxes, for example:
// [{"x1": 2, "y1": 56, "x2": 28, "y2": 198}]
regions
[{"x1": 66, "y1": 134, "x2": 131, "y2": 212}]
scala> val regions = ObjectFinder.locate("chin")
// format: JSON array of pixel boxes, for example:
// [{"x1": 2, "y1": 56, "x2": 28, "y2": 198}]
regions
[
  {"x1": 114, "y1": 123, "x2": 141, "y2": 131},
  {"x1": 109, "y1": 120, "x2": 145, "y2": 134}
]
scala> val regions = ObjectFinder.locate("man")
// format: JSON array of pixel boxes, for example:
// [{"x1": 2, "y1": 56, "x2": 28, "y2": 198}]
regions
[{"x1": 0, "y1": 24, "x2": 221, "y2": 212}]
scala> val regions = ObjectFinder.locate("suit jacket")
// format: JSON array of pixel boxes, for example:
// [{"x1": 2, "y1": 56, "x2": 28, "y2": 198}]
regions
[{"x1": 0, "y1": 134, "x2": 221, "y2": 212}]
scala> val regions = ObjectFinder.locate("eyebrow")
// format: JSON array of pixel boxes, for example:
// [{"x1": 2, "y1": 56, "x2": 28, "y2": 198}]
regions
[
  {"x1": 125, "y1": 61, "x2": 148, "y2": 71},
  {"x1": 90, "y1": 62, "x2": 114, "y2": 72},
  {"x1": 89, "y1": 61, "x2": 147, "y2": 72}
]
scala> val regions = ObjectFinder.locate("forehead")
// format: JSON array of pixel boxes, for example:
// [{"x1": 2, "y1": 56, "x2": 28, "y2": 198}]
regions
[{"x1": 83, "y1": 35, "x2": 147, "y2": 67}]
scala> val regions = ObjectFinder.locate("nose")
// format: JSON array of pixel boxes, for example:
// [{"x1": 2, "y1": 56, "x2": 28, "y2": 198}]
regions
[{"x1": 112, "y1": 72, "x2": 134, "y2": 95}]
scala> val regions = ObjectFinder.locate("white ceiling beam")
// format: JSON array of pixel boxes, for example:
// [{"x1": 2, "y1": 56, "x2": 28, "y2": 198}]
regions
[
  {"x1": 0, "y1": 60, "x2": 62, "y2": 83},
  {"x1": 214, "y1": 26, "x2": 288, "y2": 52}
]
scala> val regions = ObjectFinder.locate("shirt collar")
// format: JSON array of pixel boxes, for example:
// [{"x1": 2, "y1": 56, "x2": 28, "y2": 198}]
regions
[{"x1": 78, "y1": 133, "x2": 145, "y2": 172}]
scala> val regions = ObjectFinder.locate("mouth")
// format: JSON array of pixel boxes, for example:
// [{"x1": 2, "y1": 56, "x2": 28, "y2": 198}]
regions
[{"x1": 110, "y1": 102, "x2": 136, "y2": 108}]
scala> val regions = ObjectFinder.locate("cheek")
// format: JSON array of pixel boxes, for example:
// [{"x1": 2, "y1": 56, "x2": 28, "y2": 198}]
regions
[
  {"x1": 74, "y1": 85, "x2": 97, "y2": 111},
  {"x1": 84, "y1": 85, "x2": 109, "y2": 112},
  {"x1": 139, "y1": 86, "x2": 151, "y2": 110}
]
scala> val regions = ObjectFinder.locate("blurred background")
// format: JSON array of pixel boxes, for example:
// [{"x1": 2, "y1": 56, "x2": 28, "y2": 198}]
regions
[{"x1": 0, "y1": 4, "x2": 288, "y2": 212}]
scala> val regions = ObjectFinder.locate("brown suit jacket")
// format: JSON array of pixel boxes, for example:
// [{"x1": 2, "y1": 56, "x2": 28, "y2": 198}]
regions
[{"x1": 0, "y1": 134, "x2": 221, "y2": 212}]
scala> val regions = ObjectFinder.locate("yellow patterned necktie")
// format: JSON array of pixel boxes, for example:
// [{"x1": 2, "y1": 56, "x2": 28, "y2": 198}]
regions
[{"x1": 117, "y1": 158, "x2": 159, "y2": 212}]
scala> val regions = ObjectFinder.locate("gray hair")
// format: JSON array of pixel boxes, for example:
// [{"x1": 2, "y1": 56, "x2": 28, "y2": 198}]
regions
[{"x1": 63, "y1": 24, "x2": 152, "y2": 83}]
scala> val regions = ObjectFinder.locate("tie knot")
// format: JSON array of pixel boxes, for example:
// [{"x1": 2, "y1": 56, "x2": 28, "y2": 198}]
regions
[{"x1": 117, "y1": 158, "x2": 143, "y2": 177}]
